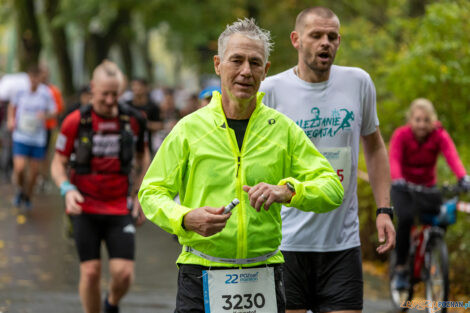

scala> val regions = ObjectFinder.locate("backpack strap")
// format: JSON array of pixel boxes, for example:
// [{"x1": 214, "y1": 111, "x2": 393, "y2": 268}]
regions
[
  {"x1": 73, "y1": 105, "x2": 93, "y2": 174},
  {"x1": 118, "y1": 103, "x2": 135, "y2": 175}
]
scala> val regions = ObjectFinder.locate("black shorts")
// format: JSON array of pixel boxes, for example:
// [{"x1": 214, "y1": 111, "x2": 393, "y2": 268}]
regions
[
  {"x1": 175, "y1": 264, "x2": 286, "y2": 313},
  {"x1": 282, "y1": 247, "x2": 363, "y2": 312},
  {"x1": 71, "y1": 213, "x2": 135, "y2": 262}
]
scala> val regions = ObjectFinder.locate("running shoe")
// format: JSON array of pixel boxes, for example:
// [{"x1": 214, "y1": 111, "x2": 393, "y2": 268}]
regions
[
  {"x1": 392, "y1": 269, "x2": 410, "y2": 290},
  {"x1": 103, "y1": 294, "x2": 119, "y2": 313},
  {"x1": 23, "y1": 199, "x2": 32, "y2": 212},
  {"x1": 13, "y1": 192, "x2": 23, "y2": 208}
]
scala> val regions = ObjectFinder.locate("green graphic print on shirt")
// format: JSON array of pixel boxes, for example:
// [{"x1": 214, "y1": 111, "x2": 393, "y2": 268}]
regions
[{"x1": 295, "y1": 107, "x2": 355, "y2": 139}]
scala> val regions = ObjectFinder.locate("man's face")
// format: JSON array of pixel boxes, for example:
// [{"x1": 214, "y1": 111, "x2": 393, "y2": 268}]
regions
[
  {"x1": 214, "y1": 34, "x2": 270, "y2": 103},
  {"x1": 291, "y1": 15, "x2": 340, "y2": 74},
  {"x1": 131, "y1": 81, "x2": 147, "y2": 97},
  {"x1": 28, "y1": 73, "x2": 41, "y2": 91},
  {"x1": 80, "y1": 92, "x2": 92, "y2": 106},
  {"x1": 91, "y1": 76, "x2": 120, "y2": 117}
]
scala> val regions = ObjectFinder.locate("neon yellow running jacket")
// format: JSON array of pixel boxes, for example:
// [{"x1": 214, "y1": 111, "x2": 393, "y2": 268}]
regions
[{"x1": 138, "y1": 92, "x2": 343, "y2": 267}]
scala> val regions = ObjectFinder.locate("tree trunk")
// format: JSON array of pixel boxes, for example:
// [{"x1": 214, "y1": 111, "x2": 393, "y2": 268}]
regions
[
  {"x1": 13, "y1": 0, "x2": 42, "y2": 70},
  {"x1": 142, "y1": 32, "x2": 153, "y2": 83},
  {"x1": 409, "y1": 0, "x2": 426, "y2": 17},
  {"x1": 119, "y1": 41, "x2": 133, "y2": 79},
  {"x1": 84, "y1": 8, "x2": 132, "y2": 79},
  {"x1": 43, "y1": 0, "x2": 75, "y2": 97},
  {"x1": 84, "y1": 33, "x2": 111, "y2": 77},
  {"x1": 246, "y1": 1, "x2": 260, "y2": 20},
  {"x1": 117, "y1": 10, "x2": 134, "y2": 79}
]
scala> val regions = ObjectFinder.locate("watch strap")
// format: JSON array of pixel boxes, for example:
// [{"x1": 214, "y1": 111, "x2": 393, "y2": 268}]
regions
[{"x1": 376, "y1": 207, "x2": 394, "y2": 220}]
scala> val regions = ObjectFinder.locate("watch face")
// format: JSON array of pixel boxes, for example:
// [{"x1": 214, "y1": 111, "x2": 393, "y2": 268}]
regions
[{"x1": 286, "y1": 182, "x2": 295, "y2": 192}]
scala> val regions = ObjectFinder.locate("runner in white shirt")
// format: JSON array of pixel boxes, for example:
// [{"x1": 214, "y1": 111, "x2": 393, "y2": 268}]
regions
[
  {"x1": 7, "y1": 65, "x2": 56, "y2": 211},
  {"x1": 260, "y1": 7, "x2": 395, "y2": 313}
]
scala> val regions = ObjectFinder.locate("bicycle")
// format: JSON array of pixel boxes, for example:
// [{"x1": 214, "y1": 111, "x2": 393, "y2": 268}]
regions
[{"x1": 389, "y1": 183, "x2": 469, "y2": 313}]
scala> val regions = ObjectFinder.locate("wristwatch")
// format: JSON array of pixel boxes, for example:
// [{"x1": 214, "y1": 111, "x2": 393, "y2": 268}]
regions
[
  {"x1": 285, "y1": 182, "x2": 296, "y2": 203},
  {"x1": 285, "y1": 182, "x2": 295, "y2": 193},
  {"x1": 376, "y1": 207, "x2": 394, "y2": 220}
]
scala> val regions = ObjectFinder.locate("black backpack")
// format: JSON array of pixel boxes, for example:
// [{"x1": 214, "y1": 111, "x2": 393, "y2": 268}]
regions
[{"x1": 72, "y1": 103, "x2": 142, "y2": 175}]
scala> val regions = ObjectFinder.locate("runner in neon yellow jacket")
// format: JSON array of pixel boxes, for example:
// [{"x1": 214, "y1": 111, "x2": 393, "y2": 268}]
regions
[{"x1": 139, "y1": 91, "x2": 344, "y2": 267}]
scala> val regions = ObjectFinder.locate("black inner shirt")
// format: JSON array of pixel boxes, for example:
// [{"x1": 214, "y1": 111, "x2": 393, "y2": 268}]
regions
[{"x1": 226, "y1": 118, "x2": 249, "y2": 151}]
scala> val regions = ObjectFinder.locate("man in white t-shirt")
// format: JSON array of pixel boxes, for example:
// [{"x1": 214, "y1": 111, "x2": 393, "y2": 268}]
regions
[
  {"x1": 260, "y1": 7, "x2": 395, "y2": 313},
  {"x1": 7, "y1": 65, "x2": 56, "y2": 211}
]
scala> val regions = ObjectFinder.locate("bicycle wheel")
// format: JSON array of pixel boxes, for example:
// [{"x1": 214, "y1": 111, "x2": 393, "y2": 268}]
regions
[
  {"x1": 389, "y1": 250, "x2": 414, "y2": 312},
  {"x1": 424, "y1": 235, "x2": 449, "y2": 313}
]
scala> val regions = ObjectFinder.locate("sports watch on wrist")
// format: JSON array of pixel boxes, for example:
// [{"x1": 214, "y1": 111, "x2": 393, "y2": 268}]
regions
[
  {"x1": 285, "y1": 182, "x2": 296, "y2": 203},
  {"x1": 285, "y1": 182, "x2": 295, "y2": 193},
  {"x1": 376, "y1": 207, "x2": 394, "y2": 220}
]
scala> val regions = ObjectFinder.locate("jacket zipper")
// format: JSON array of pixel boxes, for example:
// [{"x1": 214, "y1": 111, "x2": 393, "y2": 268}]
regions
[
  {"x1": 221, "y1": 99, "x2": 260, "y2": 261},
  {"x1": 224, "y1": 127, "x2": 244, "y2": 260},
  {"x1": 236, "y1": 156, "x2": 241, "y2": 177},
  {"x1": 237, "y1": 108, "x2": 257, "y2": 261}
]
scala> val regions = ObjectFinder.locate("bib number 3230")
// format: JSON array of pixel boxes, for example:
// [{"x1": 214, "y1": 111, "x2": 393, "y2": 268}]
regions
[{"x1": 202, "y1": 267, "x2": 276, "y2": 313}]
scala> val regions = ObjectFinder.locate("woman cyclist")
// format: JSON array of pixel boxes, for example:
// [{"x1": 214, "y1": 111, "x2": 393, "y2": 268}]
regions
[{"x1": 389, "y1": 98, "x2": 470, "y2": 290}]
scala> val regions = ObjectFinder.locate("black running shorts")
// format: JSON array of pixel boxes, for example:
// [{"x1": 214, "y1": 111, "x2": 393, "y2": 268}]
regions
[
  {"x1": 282, "y1": 246, "x2": 363, "y2": 312},
  {"x1": 175, "y1": 264, "x2": 286, "y2": 313},
  {"x1": 71, "y1": 213, "x2": 135, "y2": 262}
]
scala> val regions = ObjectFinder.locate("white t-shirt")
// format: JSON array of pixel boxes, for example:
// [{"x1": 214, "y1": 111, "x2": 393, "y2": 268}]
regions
[
  {"x1": 260, "y1": 65, "x2": 379, "y2": 252},
  {"x1": 12, "y1": 84, "x2": 56, "y2": 147}
]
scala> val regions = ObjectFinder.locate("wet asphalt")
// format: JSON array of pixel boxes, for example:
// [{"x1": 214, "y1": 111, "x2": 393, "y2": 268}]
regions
[
  {"x1": 0, "y1": 183, "x2": 179, "y2": 313},
  {"x1": 0, "y1": 182, "x2": 406, "y2": 313}
]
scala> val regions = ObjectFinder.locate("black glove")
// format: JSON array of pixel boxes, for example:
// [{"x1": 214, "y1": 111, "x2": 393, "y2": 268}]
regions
[{"x1": 458, "y1": 175, "x2": 470, "y2": 191}]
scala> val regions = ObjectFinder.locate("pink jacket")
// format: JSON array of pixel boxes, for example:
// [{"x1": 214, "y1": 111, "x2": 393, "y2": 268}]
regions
[{"x1": 389, "y1": 123, "x2": 466, "y2": 186}]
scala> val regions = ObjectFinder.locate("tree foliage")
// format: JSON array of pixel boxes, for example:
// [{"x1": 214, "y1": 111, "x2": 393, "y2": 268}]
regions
[{"x1": 384, "y1": 1, "x2": 470, "y2": 144}]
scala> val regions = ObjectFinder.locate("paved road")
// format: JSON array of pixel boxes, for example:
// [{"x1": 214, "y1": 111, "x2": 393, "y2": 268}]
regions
[
  {"x1": 0, "y1": 182, "x2": 406, "y2": 313},
  {"x1": 0, "y1": 183, "x2": 179, "y2": 313}
]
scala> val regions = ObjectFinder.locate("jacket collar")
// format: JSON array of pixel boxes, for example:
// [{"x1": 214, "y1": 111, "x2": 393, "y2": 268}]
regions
[{"x1": 208, "y1": 91, "x2": 266, "y2": 126}]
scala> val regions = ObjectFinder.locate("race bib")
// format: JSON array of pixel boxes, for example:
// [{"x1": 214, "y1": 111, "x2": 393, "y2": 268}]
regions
[
  {"x1": 203, "y1": 267, "x2": 276, "y2": 313},
  {"x1": 18, "y1": 112, "x2": 41, "y2": 134},
  {"x1": 319, "y1": 147, "x2": 352, "y2": 194}
]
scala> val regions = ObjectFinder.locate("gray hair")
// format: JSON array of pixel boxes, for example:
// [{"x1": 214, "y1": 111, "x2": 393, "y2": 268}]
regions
[{"x1": 218, "y1": 18, "x2": 273, "y2": 63}]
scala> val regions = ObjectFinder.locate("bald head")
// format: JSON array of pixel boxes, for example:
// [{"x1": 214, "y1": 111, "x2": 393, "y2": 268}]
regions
[
  {"x1": 92, "y1": 60, "x2": 126, "y2": 93},
  {"x1": 93, "y1": 60, "x2": 121, "y2": 79},
  {"x1": 290, "y1": 6, "x2": 341, "y2": 82},
  {"x1": 295, "y1": 7, "x2": 340, "y2": 33},
  {"x1": 90, "y1": 60, "x2": 125, "y2": 117}
]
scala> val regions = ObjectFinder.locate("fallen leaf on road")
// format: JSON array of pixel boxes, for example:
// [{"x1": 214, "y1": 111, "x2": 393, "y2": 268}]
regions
[{"x1": 16, "y1": 215, "x2": 26, "y2": 224}]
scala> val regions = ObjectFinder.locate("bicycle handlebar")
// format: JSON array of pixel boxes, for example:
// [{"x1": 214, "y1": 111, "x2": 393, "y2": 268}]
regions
[
  {"x1": 397, "y1": 181, "x2": 467, "y2": 197},
  {"x1": 392, "y1": 181, "x2": 470, "y2": 225}
]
